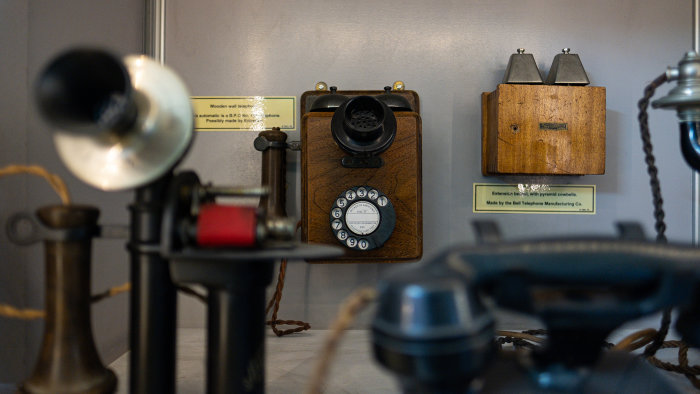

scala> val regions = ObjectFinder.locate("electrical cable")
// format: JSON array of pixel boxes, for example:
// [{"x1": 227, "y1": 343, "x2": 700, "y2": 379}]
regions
[
  {"x1": 633, "y1": 74, "x2": 700, "y2": 386},
  {"x1": 0, "y1": 281, "x2": 132, "y2": 320},
  {"x1": 0, "y1": 164, "x2": 71, "y2": 205},
  {"x1": 0, "y1": 164, "x2": 69, "y2": 319},
  {"x1": 636, "y1": 73, "x2": 675, "y2": 360},
  {"x1": 0, "y1": 304, "x2": 45, "y2": 320},
  {"x1": 265, "y1": 258, "x2": 311, "y2": 336},
  {"x1": 177, "y1": 285, "x2": 207, "y2": 303},
  {"x1": 613, "y1": 328, "x2": 658, "y2": 352},
  {"x1": 264, "y1": 221, "x2": 312, "y2": 337},
  {"x1": 305, "y1": 287, "x2": 377, "y2": 394},
  {"x1": 637, "y1": 73, "x2": 669, "y2": 244},
  {"x1": 90, "y1": 282, "x2": 131, "y2": 303}
]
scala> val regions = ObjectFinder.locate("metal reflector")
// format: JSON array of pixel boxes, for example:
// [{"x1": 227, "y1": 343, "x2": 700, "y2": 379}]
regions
[{"x1": 36, "y1": 49, "x2": 193, "y2": 190}]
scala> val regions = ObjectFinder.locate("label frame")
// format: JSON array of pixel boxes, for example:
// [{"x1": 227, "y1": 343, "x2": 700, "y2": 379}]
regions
[
  {"x1": 473, "y1": 183, "x2": 596, "y2": 214},
  {"x1": 191, "y1": 96, "x2": 296, "y2": 131}
]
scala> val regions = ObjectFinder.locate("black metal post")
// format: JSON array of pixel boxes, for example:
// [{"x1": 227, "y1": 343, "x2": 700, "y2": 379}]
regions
[
  {"x1": 206, "y1": 261, "x2": 273, "y2": 394},
  {"x1": 128, "y1": 174, "x2": 177, "y2": 394}
]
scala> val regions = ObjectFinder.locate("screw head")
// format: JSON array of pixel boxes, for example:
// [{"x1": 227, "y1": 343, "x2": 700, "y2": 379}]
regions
[{"x1": 315, "y1": 81, "x2": 328, "y2": 91}]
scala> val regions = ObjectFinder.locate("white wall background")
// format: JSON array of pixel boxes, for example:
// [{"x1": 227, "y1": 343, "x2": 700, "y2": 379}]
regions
[
  {"x1": 0, "y1": 0, "x2": 696, "y2": 387},
  {"x1": 164, "y1": 0, "x2": 696, "y2": 329}
]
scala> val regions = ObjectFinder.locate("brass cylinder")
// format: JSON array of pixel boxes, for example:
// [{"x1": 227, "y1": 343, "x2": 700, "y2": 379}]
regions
[
  {"x1": 20, "y1": 205, "x2": 117, "y2": 394},
  {"x1": 257, "y1": 128, "x2": 288, "y2": 217}
]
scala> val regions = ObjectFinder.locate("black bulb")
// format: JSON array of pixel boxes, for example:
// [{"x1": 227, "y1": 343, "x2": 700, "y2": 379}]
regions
[
  {"x1": 680, "y1": 121, "x2": 700, "y2": 171},
  {"x1": 36, "y1": 49, "x2": 137, "y2": 132}
]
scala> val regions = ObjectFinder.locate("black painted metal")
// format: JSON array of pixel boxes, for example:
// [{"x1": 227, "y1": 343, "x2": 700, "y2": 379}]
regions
[
  {"x1": 331, "y1": 95, "x2": 396, "y2": 157},
  {"x1": 35, "y1": 49, "x2": 137, "y2": 132},
  {"x1": 206, "y1": 262, "x2": 272, "y2": 394},
  {"x1": 128, "y1": 174, "x2": 177, "y2": 394},
  {"x1": 680, "y1": 121, "x2": 700, "y2": 171},
  {"x1": 162, "y1": 171, "x2": 340, "y2": 393}
]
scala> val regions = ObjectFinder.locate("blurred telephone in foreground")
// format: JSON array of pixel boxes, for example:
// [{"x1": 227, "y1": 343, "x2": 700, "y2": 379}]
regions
[
  {"x1": 372, "y1": 222, "x2": 700, "y2": 393},
  {"x1": 301, "y1": 83, "x2": 422, "y2": 263}
]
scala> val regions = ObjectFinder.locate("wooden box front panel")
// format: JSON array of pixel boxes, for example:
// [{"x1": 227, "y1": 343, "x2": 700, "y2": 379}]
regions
[
  {"x1": 482, "y1": 84, "x2": 606, "y2": 175},
  {"x1": 301, "y1": 112, "x2": 422, "y2": 263}
]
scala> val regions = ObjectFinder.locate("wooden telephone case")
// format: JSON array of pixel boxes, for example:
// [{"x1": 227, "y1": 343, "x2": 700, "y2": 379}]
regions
[{"x1": 301, "y1": 89, "x2": 422, "y2": 263}]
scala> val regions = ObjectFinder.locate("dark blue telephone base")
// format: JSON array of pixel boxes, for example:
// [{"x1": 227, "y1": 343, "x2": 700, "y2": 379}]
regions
[{"x1": 372, "y1": 221, "x2": 700, "y2": 393}]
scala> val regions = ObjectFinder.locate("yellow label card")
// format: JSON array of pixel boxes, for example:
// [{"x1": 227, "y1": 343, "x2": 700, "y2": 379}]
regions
[
  {"x1": 473, "y1": 184, "x2": 596, "y2": 214},
  {"x1": 192, "y1": 96, "x2": 296, "y2": 131}
]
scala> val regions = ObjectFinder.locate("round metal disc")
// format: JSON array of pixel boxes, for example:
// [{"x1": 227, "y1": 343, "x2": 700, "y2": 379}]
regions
[{"x1": 53, "y1": 55, "x2": 194, "y2": 190}]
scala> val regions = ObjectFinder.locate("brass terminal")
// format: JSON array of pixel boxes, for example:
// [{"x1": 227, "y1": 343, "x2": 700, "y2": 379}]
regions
[{"x1": 392, "y1": 81, "x2": 405, "y2": 91}]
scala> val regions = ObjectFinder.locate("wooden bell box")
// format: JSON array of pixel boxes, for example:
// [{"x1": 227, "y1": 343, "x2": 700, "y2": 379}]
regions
[
  {"x1": 481, "y1": 84, "x2": 606, "y2": 175},
  {"x1": 301, "y1": 88, "x2": 422, "y2": 264}
]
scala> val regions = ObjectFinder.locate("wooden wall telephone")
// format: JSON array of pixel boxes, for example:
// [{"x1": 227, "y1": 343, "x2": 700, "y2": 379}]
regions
[{"x1": 301, "y1": 84, "x2": 422, "y2": 263}]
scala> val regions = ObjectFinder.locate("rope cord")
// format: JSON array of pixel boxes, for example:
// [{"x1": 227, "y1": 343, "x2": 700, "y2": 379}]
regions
[
  {"x1": 264, "y1": 221, "x2": 311, "y2": 337},
  {"x1": 637, "y1": 73, "x2": 669, "y2": 244},
  {"x1": 637, "y1": 73, "x2": 675, "y2": 360},
  {"x1": 305, "y1": 287, "x2": 377, "y2": 394},
  {"x1": 0, "y1": 164, "x2": 71, "y2": 319},
  {"x1": 678, "y1": 342, "x2": 700, "y2": 389},
  {"x1": 91, "y1": 282, "x2": 131, "y2": 303},
  {"x1": 264, "y1": 258, "x2": 311, "y2": 336},
  {"x1": 178, "y1": 285, "x2": 207, "y2": 303},
  {"x1": 0, "y1": 281, "x2": 131, "y2": 320},
  {"x1": 613, "y1": 328, "x2": 658, "y2": 352},
  {"x1": 646, "y1": 341, "x2": 700, "y2": 389},
  {"x1": 0, "y1": 164, "x2": 71, "y2": 205},
  {"x1": 0, "y1": 304, "x2": 45, "y2": 320},
  {"x1": 1, "y1": 281, "x2": 208, "y2": 320}
]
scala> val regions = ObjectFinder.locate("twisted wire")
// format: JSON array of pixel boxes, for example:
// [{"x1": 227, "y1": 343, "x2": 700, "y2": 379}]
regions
[
  {"x1": 265, "y1": 258, "x2": 311, "y2": 336},
  {"x1": 637, "y1": 73, "x2": 669, "y2": 243},
  {"x1": 305, "y1": 288, "x2": 377, "y2": 394},
  {"x1": 637, "y1": 73, "x2": 675, "y2": 360}
]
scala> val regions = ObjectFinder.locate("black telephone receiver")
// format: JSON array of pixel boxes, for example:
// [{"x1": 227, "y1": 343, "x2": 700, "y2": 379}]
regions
[{"x1": 331, "y1": 94, "x2": 396, "y2": 168}]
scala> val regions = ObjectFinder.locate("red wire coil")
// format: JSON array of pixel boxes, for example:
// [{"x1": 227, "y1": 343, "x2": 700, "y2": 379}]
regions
[{"x1": 196, "y1": 204, "x2": 257, "y2": 247}]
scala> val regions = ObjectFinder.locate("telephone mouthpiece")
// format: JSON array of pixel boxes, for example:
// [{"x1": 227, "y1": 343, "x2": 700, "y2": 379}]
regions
[
  {"x1": 653, "y1": 51, "x2": 700, "y2": 171},
  {"x1": 35, "y1": 48, "x2": 194, "y2": 190}
]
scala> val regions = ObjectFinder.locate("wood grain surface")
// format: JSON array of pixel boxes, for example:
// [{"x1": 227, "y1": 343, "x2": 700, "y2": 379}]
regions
[
  {"x1": 482, "y1": 84, "x2": 606, "y2": 175},
  {"x1": 301, "y1": 107, "x2": 422, "y2": 264}
]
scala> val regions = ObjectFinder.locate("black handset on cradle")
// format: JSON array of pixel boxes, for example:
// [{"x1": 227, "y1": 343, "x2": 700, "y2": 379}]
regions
[{"x1": 331, "y1": 93, "x2": 397, "y2": 168}]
